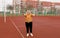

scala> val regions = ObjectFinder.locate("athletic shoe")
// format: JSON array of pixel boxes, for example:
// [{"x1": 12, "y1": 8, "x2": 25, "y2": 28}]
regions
[
  {"x1": 30, "y1": 33, "x2": 33, "y2": 36},
  {"x1": 27, "y1": 33, "x2": 29, "y2": 37}
]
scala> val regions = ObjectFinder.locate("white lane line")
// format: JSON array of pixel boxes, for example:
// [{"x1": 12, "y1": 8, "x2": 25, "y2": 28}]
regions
[{"x1": 9, "y1": 18, "x2": 24, "y2": 38}]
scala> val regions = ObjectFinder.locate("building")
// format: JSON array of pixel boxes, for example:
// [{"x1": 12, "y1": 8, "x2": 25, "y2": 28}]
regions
[{"x1": 12, "y1": 0, "x2": 60, "y2": 14}]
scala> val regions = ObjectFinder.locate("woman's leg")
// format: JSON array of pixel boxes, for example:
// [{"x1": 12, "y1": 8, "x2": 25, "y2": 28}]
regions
[
  {"x1": 29, "y1": 22, "x2": 32, "y2": 33},
  {"x1": 29, "y1": 22, "x2": 33, "y2": 36},
  {"x1": 25, "y1": 22, "x2": 29, "y2": 33},
  {"x1": 25, "y1": 22, "x2": 30, "y2": 36}
]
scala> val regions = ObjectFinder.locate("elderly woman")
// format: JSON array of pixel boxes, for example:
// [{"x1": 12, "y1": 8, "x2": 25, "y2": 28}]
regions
[{"x1": 24, "y1": 10, "x2": 35, "y2": 37}]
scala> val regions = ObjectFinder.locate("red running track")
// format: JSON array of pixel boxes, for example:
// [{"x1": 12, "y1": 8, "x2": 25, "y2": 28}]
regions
[{"x1": 0, "y1": 16, "x2": 60, "y2": 38}]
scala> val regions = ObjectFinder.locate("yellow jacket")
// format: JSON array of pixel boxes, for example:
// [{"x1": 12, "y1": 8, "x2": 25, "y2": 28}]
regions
[{"x1": 24, "y1": 13, "x2": 35, "y2": 22}]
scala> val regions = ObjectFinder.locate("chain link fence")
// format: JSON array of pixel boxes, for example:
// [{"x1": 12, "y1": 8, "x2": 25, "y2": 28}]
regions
[{"x1": 0, "y1": 0, "x2": 60, "y2": 16}]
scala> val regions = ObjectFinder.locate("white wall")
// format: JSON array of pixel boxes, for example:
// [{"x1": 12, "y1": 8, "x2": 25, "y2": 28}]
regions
[
  {"x1": 0, "y1": 0, "x2": 3, "y2": 11},
  {"x1": 0, "y1": 0, "x2": 12, "y2": 11},
  {"x1": 55, "y1": 5, "x2": 60, "y2": 9},
  {"x1": 40, "y1": 0, "x2": 60, "y2": 3}
]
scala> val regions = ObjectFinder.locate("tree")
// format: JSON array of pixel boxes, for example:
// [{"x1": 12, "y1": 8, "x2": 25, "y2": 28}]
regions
[
  {"x1": 6, "y1": 5, "x2": 13, "y2": 14},
  {"x1": 27, "y1": 5, "x2": 33, "y2": 10}
]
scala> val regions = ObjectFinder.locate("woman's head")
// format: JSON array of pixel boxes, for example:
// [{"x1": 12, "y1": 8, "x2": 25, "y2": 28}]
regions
[{"x1": 26, "y1": 10, "x2": 31, "y2": 14}]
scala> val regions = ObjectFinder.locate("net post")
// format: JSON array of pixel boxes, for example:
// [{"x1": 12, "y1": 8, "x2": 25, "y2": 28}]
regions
[{"x1": 4, "y1": 0, "x2": 6, "y2": 23}]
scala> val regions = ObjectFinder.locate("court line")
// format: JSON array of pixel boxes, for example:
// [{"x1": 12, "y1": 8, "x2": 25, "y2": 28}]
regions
[{"x1": 9, "y1": 18, "x2": 24, "y2": 38}]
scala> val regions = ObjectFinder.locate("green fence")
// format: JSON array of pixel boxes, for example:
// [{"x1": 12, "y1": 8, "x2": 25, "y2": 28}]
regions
[{"x1": 0, "y1": 10, "x2": 58, "y2": 16}]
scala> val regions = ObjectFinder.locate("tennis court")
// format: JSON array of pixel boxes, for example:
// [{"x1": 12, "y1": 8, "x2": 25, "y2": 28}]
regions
[
  {"x1": 0, "y1": 0, "x2": 60, "y2": 38},
  {"x1": 0, "y1": 16, "x2": 60, "y2": 38}
]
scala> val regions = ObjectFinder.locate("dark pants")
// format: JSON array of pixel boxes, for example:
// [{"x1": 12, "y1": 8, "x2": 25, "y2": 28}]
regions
[{"x1": 25, "y1": 22, "x2": 32, "y2": 33}]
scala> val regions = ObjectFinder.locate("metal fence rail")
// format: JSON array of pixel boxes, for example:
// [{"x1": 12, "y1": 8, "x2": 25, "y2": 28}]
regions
[{"x1": 1, "y1": 0, "x2": 60, "y2": 16}]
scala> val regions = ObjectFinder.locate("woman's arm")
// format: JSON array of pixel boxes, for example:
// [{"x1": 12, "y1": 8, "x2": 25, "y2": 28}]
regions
[
  {"x1": 32, "y1": 14, "x2": 35, "y2": 16},
  {"x1": 23, "y1": 13, "x2": 27, "y2": 17}
]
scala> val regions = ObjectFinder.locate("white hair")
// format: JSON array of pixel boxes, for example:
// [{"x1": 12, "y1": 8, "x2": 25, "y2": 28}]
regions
[{"x1": 26, "y1": 10, "x2": 31, "y2": 14}]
